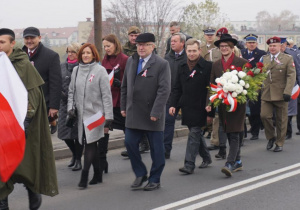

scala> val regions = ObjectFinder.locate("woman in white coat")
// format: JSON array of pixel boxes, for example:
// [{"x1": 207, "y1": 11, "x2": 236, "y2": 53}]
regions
[{"x1": 68, "y1": 43, "x2": 113, "y2": 189}]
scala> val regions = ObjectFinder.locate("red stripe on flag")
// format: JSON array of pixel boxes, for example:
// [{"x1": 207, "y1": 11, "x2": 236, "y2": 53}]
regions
[
  {"x1": 292, "y1": 87, "x2": 300, "y2": 100},
  {"x1": 87, "y1": 115, "x2": 105, "y2": 131},
  {"x1": 0, "y1": 93, "x2": 25, "y2": 182}
]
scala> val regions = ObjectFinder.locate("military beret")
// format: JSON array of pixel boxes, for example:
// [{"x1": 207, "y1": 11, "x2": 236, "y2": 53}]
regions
[
  {"x1": 216, "y1": 27, "x2": 228, "y2": 36},
  {"x1": 266, "y1": 37, "x2": 281, "y2": 45},
  {"x1": 0, "y1": 28, "x2": 15, "y2": 39},
  {"x1": 128, "y1": 26, "x2": 141, "y2": 35},
  {"x1": 23, "y1": 27, "x2": 40, "y2": 37},
  {"x1": 244, "y1": 34, "x2": 258, "y2": 42},
  {"x1": 203, "y1": 27, "x2": 215, "y2": 35},
  {"x1": 135, "y1": 33, "x2": 155, "y2": 43}
]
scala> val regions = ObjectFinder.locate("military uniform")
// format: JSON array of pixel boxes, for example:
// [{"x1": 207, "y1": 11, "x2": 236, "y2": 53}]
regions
[
  {"x1": 261, "y1": 50, "x2": 296, "y2": 148},
  {"x1": 123, "y1": 41, "x2": 137, "y2": 57}
]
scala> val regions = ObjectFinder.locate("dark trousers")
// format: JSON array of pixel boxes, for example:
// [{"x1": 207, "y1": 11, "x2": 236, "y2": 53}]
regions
[
  {"x1": 249, "y1": 114, "x2": 262, "y2": 136},
  {"x1": 125, "y1": 128, "x2": 165, "y2": 183},
  {"x1": 218, "y1": 123, "x2": 228, "y2": 148},
  {"x1": 184, "y1": 126, "x2": 211, "y2": 170},
  {"x1": 297, "y1": 100, "x2": 300, "y2": 132},
  {"x1": 164, "y1": 105, "x2": 178, "y2": 154},
  {"x1": 226, "y1": 132, "x2": 243, "y2": 164},
  {"x1": 286, "y1": 116, "x2": 293, "y2": 136}
]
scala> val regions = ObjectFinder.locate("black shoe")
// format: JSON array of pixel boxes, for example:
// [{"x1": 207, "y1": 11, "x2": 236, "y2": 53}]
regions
[
  {"x1": 121, "y1": 150, "x2": 128, "y2": 157},
  {"x1": 273, "y1": 145, "x2": 283, "y2": 152},
  {"x1": 207, "y1": 145, "x2": 219, "y2": 150},
  {"x1": 143, "y1": 182, "x2": 160, "y2": 191},
  {"x1": 215, "y1": 147, "x2": 226, "y2": 159},
  {"x1": 50, "y1": 123, "x2": 57, "y2": 134},
  {"x1": 72, "y1": 160, "x2": 82, "y2": 171},
  {"x1": 139, "y1": 146, "x2": 149, "y2": 154},
  {"x1": 179, "y1": 166, "x2": 194, "y2": 174},
  {"x1": 89, "y1": 169, "x2": 102, "y2": 185},
  {"x1": 285, "y1": 134, "x2": 292, "y2": 140},
  {"x1": 250, "y1": 135, "x2": 259, "y2": 140},
  {"x1": 78, "y1": 170, "x2": 89, "y2": 189},
  {"x1": 165, "y1": 152, "x2": 170, "y2": 159},
  {"x1": 27, "y1": 188, "x2": 42, "y2": 210},
  {"x1": 131, "y1": 175, "x2": 148, "y2": 188},
  {"x1": 221, "y1": 163, "x2": 233, "y2": 177},
  {"x1": 0, "y1": 197, "x2": 8, "y2": 210},
  {"x1": 199, "y1": 160, "x2": 212, "y2": 168},
  {"x1": 266, "y1": 137, "x2": 276, "y2": 150},
  {"x1": 68, "y1": 156, "x2": 76, "y2": 168},
  {"x1": 232, "y1": 161, "x2": 243, "y2": 172},
  {"x1": 296, "y1": 131, "x2": 300, "y2": 135}
]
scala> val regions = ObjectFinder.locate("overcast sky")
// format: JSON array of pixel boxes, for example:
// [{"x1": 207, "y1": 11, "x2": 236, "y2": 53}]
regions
[{"x1": 1, "y1": 0, "x2": 300, "y2": 29}]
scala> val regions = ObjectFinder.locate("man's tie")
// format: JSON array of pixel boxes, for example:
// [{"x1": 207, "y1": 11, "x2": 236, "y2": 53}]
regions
[
  {"x1": 271, "y1": 56, "x2": 275, "y2": 64},
  {"x1": 248, "y1": 51, "x2": 252, "y2": 58},
  {"x1": 29, "y1": 52, "x2": 34, "y2": 58},
  {"x1": 175, "y1": 53, "x2": 179, "y2": 58},
  {"x1": 137, "y1": 58, "x2": 144, "y2": 75}
]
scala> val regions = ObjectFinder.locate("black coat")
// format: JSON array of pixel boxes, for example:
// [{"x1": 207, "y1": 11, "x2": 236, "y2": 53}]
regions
[
  {"x1": 164, "y1": 49, "x2": 187, "y2": 105},
  {"x1": 241, "y1": 47, "x2": 267, "y2": 115},
  {"x1": 170, "y1": 57, "x2": 213, "y2": 127},
  {"x1": 165, "y1": 32, "x2": 192, "y2": 55},
  {"x1": 22, "y1": 43, "x2": 62, "y2": 110},
  {"x1": 57, "y1": 61, "x2": 79, "y2": 140}
]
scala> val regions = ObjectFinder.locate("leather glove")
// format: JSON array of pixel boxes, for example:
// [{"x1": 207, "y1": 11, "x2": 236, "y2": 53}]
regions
[
  {"x1": 104, "y1": 119, "x2": 113, "y2": 130},
  {"x1": 114, "y1": 67, "x2": 121, "y2": 79},
  {"x1": 283, "y1": 94, "x2": 291, "y2": 102},
  {"x1": 113, "y1": 78, "x2": 121, "y2": 88},
  {"x1": 24, "y1": 117, "x2": 32, "y2": 138}
]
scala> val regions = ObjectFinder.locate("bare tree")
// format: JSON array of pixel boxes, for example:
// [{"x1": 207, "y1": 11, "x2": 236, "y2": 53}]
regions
[
  {"x1": 105, "y1": 0, "x2": 183, "y2": 55},
  {"x1": 256, "y1": 10, "x2": 299, "y2": 31}
]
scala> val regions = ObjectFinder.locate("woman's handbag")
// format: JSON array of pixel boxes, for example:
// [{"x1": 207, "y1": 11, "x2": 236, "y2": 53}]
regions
[{"x1": 66, "y1": 67, "x2": 79, "y2": 128}]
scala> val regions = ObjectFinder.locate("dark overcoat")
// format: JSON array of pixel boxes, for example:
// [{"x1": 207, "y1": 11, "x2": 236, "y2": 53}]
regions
[
  {"x1": 210, "y1": 55, "x2": 248, "y2": 133},
  {"x1": 121, "y1": 52, "x2": 171, "y2": 131}
]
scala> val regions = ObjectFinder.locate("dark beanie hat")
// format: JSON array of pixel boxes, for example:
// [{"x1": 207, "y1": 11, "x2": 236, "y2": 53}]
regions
[
  {"x1": 0, "y1": 28, "x2": 15, "y2": 39},
  {"x1": 135, "y1": 33, "x2": 155, "y2": 43}
]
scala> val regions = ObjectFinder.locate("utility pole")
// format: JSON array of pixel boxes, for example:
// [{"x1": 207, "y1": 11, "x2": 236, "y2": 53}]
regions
[{"x1": 94, "y1": 0, "x2": 102, "y2": 60}]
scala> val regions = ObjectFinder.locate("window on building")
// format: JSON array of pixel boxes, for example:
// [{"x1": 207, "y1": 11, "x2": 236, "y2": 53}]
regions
[{"x1": 258, "y1": 37, "x2": 264, "y2": 44}]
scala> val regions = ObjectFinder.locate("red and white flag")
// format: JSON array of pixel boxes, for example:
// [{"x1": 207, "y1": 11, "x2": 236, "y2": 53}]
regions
[
  {"x1": 108, "y1": 70, "x2": 114, "y2": 86},
  {"x1": 84, "y1": 110, "x2": 106, "y2": 131},
  {"x1": 0, "y1": 52, "x2": 28, "y2": 182},
  {"x1": 291, "y1": 84, "x2": 300, "y2": 100}
]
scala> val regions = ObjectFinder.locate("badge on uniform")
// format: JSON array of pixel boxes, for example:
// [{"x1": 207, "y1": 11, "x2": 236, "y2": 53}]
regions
[
  {"x1": 190, "y1": 70, "x2": 196, "y2": 78},
  {"x1": 141, "y1": 70, "x2": 148, "y2": 77},
  {"x1": 275, "y1": 58, "x2": 283, "y2": 65}
]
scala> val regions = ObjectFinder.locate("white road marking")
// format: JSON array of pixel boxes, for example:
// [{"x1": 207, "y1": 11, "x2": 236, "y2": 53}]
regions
[
  {"x1": 153, "y1": 163, "x2": 300, "y2": 210},
  {"x1": 179, "y1": 169, "x2": 300, "y2": 209}
]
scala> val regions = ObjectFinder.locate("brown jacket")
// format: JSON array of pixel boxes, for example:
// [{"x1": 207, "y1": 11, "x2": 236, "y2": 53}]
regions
[
  {"x1": 261, "y1": 52, "x2": 296, "y2": 101},
  {"x1": 210, "y1": 55, "x2": 248, "y2": 133},
  {"x1": 210, "y1": 47, "x2": 242, "y2": 62},
  {"x1": 201, "y1": 42, "x2": 215, "y2": 61}
]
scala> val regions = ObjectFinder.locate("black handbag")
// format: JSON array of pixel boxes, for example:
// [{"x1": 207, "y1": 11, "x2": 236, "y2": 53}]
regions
[{"x1": 66, "y1": 67, "x2": 79, "y2": 128}]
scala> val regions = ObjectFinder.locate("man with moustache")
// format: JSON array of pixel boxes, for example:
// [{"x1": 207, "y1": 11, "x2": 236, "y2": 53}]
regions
[
  {"x1": 22, "y1": 27, "x2": 61, "y2": 134},
  {"x1": 260, "y1": 37, "x2": 296, "y2": 152},
  {"x1": 170, "y1": 38, "x2": 213, "y2": 174},
  {"x1": 241, "y1": 34, "x2": 267, "y2": 140}
]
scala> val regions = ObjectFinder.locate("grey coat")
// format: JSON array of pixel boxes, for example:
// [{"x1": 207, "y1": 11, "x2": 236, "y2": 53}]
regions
[
  {"x1": 121, "y1": 52, "x2": 171, "y2": 131},
  {"x1": 68, "y1": 62, "x2": 113, "y2": 144}
]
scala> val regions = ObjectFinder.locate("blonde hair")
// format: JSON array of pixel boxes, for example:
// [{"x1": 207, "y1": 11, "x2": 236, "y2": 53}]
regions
[{"x1": 67, "y1": 42, "x2": 81, "y2": 54}]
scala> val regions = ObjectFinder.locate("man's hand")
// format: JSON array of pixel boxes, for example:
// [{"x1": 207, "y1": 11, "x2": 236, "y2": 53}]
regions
[
  {"x1": 205, "y1": 106, "x2": 212, "y2": 112},
  {"x1": 150, "y1": 116, "x2": 158, "y2": 121},
  {"x1": 169, "y1": 107, "x2": 176, "y2": 116},
  {"x1": 121, "y1": 111, "x2": 126, "y2": 117},
  {"x1": 49, "y1": 108, "x2": 58, "y2": 117},
  {"x1": 207, "y1": 116, "x2": 213, "y2": 125}
]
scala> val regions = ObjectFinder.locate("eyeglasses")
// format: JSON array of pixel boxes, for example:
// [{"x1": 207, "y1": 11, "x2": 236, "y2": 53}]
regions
[
  {"x1": 219, "y1": 45, "x2": 230, "y2": 49},
  {"x1": 66, "y1": 51, "x2": 76, "y2": 54},
  {"x1": 136, "y1": 43, "x2": 153, "y2": 47}
]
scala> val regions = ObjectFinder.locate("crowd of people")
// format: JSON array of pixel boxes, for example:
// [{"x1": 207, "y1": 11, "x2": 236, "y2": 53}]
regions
[{"x1": 0, "y1": 20, "x2": 300, "y2": 209}]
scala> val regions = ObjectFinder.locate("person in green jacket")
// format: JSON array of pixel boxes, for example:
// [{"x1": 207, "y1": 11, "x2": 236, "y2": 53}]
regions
[{"x1": 0, "y1": 28, "x2": 58, "y2": 210}]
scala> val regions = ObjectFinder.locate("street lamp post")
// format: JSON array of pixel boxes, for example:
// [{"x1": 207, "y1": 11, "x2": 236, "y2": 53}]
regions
[{"x1": 94, "y1": 0, "x2": 103, "y2": 60}]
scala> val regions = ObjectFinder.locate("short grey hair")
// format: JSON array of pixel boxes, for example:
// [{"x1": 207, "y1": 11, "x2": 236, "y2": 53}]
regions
[
  {"x1": 172, "y1": 32, "x2": 186, "y2": 43},
  {"x1": 67, "y1": 42, "x2": 81, "y2": 53},
  {"x1": 169, "y1": 21, "x2": 180, "y2": 28}
]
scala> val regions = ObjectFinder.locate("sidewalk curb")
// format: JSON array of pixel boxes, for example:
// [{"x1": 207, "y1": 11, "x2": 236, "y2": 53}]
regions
[{"x1": 54, "y1": 127, "x2": 189, "y2": 160}]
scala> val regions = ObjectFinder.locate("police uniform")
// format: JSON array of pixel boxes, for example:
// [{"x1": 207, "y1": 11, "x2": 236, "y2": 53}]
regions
[
  {"x1": 200, "y1": 27, "x2": 216, "y2": 61},
  {"x1": 260, "y1": 37, "x2": 296, "y2": 151},
  {"x1": 241, "y1": 34, "x2": 267, "y2": 140}
]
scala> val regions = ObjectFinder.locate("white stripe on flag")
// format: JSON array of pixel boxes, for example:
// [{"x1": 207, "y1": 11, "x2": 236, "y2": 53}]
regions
[
  {"x1": 0, "y1": 52, "x2": 27, "y2": 129},
  {"x1": 84, "y1": 111, "x2": 105, "y2": 127},
  {"x1": 109, "y1": 70, "x2": 114, "y2": 86}
]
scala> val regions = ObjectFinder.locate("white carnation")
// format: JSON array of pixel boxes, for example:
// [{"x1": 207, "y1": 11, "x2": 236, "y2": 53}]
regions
[
  {"x1": 238, "y1": 71, "x2": 246, "y2": 79},
  {"x1": 215, "y1": 78, "x2": 221, "y2": 83},
  {"x1": 231, "y1": 70, "x2": 238, "y2": 75},
  {"x1": 220, "y1": 78, "x2": 227, "y2": 85},
  {"x1": 231, "y1": 75, "x2": 239, "y2": 83},
  {"x1": 245, "y1": 83, "x2": 250, "y2": 89},
  {"x1": 242, "y1": 90, "x2": 248, "y2": 95},
  {"x1": 239, "y1": 80, "x2": 245, "y2": 86},
  {"x1": 223, "y1": 72, "x2": 232, "y2": 80},
  {"x1": 232, "y1": 92, "x2": 238, "y2": 97}
]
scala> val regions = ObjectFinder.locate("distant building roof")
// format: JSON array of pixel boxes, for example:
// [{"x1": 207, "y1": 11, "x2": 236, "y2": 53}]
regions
[{"x1": 14, "y1": 27, "x2": 77, "y2": 39}]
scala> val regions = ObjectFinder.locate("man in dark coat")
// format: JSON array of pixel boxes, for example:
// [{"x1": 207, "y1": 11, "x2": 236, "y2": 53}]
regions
[
  {"x1": 207, "y1": 34, "x2": 248, "y2": 177},
  {"x1": 241, "y1": 34, "x2": 267, "y2": 140},
  {"x1": 0, "y1": 28, "x2": 58, "y2": 210},
  {"x1": 170, "y1": 38, "x2": 213, "y2": 174},
  {"x1": 22, "y1": 27, "x2": 62, "y2": 133},
  {"x1": 163, "y1": 32, "x2": 187, "y2": 159},
  {"x1": 121, "y1": 33, "x2": 171, "y2": 191}
]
